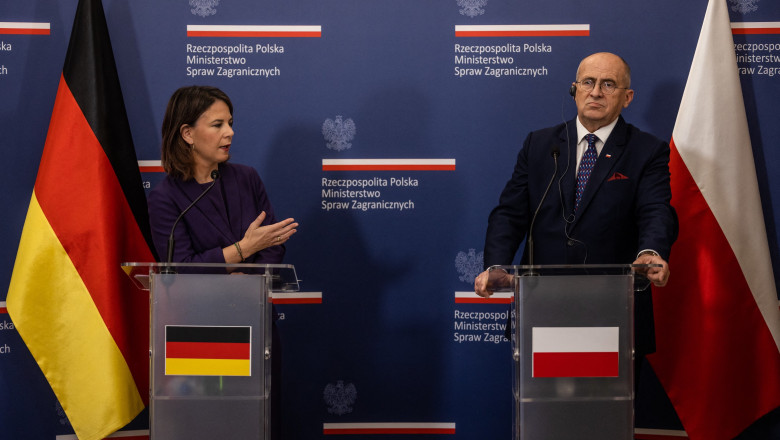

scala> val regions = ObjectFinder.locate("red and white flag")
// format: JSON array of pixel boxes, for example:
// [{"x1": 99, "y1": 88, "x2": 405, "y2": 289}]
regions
[
  {"x1": 647, "y1": 1, "x2": 780, "y2": 439},
  {"x1": 532, "y1": 327, "x2": 619, "y2": 378}
]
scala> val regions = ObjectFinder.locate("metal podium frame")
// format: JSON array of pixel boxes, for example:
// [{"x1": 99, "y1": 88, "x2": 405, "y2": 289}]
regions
[
  {"x1": 485, "y1": 264, "x2": 656, "y2": 440},
  {"x1": 122, "y1": 262, "x2": 299, "y2": 440}
]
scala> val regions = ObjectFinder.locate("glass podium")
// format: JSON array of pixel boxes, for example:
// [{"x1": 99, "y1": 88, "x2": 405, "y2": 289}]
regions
[
  {"x1": 122, "y1": 263, "x2": 299, "y2": 440},
  {"x1": 484, "y1": 264, "x2": 657, "y2": 440}
]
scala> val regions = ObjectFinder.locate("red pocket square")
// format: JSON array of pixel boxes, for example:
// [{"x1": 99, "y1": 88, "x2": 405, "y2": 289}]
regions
[{"x1": 607, "y1": 172, "x2": 629, "y2": 181}]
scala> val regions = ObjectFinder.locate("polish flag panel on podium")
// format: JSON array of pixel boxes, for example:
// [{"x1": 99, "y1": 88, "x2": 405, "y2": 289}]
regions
[{"x1": 532, "y1": 327, "x2": 619, "y2": 378}]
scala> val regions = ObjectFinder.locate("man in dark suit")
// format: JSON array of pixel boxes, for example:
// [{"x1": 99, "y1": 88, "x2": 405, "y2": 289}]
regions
[{"x1": 474, "y1": 52, "x2": 678, "y2": 354}]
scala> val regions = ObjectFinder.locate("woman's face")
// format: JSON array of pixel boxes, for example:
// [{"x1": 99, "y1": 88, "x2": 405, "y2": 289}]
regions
[{"x1": 181, "y1": 99, "x2": 234, "y2": 172}]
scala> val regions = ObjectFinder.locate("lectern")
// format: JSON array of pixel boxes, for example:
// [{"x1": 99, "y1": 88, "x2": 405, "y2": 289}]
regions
[
  {"x1": 485, "y1": 264, "x2": 655, "y2": 440},
  {"x1": 122, "y1": 262, "x2": 299, "y2": 440}
]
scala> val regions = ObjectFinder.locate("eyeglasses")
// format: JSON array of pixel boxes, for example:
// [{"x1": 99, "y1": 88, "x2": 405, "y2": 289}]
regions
[{"x1": 574, "y1": 78, "x2": 629, "y2": 95}]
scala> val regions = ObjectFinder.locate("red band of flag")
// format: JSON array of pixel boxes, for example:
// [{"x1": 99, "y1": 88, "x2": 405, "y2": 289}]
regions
[
  {"x1": 533, "y1": 352, "x2": 619, "y2": 377},
  {"x1": 165, "y1": 341, "x2": 250, "y2": 359}
]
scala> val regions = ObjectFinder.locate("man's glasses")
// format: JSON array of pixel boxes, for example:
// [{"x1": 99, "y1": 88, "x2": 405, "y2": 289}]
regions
[{"x1": 574, "y1": 78, "x2": 629, "y2": 95}]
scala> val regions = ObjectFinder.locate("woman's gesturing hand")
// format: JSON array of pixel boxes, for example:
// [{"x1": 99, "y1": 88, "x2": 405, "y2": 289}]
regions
[{"x1": 240, "y1": 211, "x2": 298, "y2": 256}]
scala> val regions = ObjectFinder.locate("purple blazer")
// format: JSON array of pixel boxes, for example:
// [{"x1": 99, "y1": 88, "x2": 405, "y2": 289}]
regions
[{"x1": 148, "y1": 162, "x2": 285, "y2": 264}]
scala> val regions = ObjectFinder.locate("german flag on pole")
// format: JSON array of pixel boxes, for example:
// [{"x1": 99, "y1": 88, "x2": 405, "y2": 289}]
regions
[
  {"x1": 165, "y1": 326, "x2": 252, "y2": 376},
  {"x1": 6, "y1": 0, "x2": 155, "y2": 439}
]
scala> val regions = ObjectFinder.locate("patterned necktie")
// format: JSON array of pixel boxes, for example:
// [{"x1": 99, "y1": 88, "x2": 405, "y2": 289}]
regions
[{"x1": 574, "y1": 133, "x2": 598, "y2": 211}]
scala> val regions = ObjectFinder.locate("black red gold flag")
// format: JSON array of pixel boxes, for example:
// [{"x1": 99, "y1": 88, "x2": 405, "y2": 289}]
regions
[
  {"x1": 6, "y1": 0, "x2": 156, "y2": 439},
  {"x1": 165, "y1": 326, "x2": 252, "y2": 376}
]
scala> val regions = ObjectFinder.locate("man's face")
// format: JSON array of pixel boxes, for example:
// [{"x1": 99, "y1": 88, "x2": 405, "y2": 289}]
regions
[{"x1": 573, "y1": 53, "x2": 634, "y2": 132}]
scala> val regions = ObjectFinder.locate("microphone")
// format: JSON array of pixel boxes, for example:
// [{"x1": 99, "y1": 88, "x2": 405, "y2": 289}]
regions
[
  {"x1": 163, "y1": 169, "x2": 221, "y2": 272},
  {"x1": 527, "y1": 145, "x2": 560, "y2": 271}
]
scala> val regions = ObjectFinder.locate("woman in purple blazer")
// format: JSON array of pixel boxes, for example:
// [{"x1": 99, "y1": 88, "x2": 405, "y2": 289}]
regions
[
  {"x1": 148, "y1": 85, "x2": 295, "y2": 440},
  {"x1": 148, "y1": 86, "x2": 297, "y2": 264}
]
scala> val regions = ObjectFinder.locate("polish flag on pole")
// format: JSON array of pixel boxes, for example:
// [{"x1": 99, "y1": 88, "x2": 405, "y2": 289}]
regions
[
  {"x1": 532, "y1": 327, "x2": 619, "y2": 378},
  {"x1": 647, "y1": 1, "x2": 780, "y2": 439}
]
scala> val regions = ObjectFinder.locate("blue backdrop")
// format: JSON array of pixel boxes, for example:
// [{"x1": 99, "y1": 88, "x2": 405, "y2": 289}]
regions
[{"x1": 2, "y1": 0, "x2": 779, "y2": 438}]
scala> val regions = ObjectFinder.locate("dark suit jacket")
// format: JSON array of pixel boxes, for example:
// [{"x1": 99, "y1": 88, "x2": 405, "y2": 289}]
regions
[
  {"x1": 148, "y1": 162, "x2": 285, "y2": 264},
  {"x1": 484, "y1": 116, "x2": 678, "y2": 354}
]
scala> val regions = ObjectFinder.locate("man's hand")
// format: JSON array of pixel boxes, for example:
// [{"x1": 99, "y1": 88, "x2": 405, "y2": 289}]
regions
[
  {"x1": 474, "y1": 270, "x2": 492, "y2": 297},
  {"x1": 633, "y1": 252, "x2": 670, "y2": 287},
  {"x1": 474, "y1": 267, "x2": 513, "y2": 297}
]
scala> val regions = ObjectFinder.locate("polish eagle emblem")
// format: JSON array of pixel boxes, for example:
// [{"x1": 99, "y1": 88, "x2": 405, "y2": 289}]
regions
[
  {"x1": 729, "y1": 0, "x2": 759, "y2": 13},
  {"x1": 455, "y1": 248, "x2": 484, "y2": 283},
  {"x1": 457, "y1": 0, "x2": 488, "y2": 18},
  {"x1": 322, "y1": 115, "x2": 356, "y2": 151},
  {"x1": 190, "y1": 0, "x2": 219, "y2": 17},
  {"x1": 324, "y1": 380, "x2": 357, "y2": 415}
]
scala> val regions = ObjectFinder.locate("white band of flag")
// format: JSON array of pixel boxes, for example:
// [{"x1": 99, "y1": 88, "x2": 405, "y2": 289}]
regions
[
  {"x1": 187, "y1": 25, "x2": 321, "y2": 37},
  {"x1": 322, "y1": 158, "x2": 455, "y2": 171},
  {"x1": 0, "y1": 22, "x2": 50, "y2": 35},
  {"x1": 455, "y1": 24, "x2": 589, "y2": 37},
  {"x1": 730, "y1": 22, "x2": 780, "y2": 34},
  {"x1": 323, "y1": 423, "x2": 455, "y2": 435},
  {"x1": 533, "y1": 327, "x2": 618, "y2": 352},
  {"x1": 271, "y1": 291, "x2": 322, "y2": 304},
  {"x1": 454, "y1": 291, "x2": 512, "y2": 304}
]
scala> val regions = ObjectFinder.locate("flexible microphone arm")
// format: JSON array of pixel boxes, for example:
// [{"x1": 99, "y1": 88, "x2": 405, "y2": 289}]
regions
[
  {"x1": 165, "y1": 169, "x2": 221, "y2": 269},
  {"x1": 527, "y1": 146, "x2": 560, "y2": 269}
]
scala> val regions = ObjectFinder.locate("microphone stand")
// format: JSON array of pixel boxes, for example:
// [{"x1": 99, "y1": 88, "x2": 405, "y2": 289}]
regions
[
  {"x1": 526, "y1": 146, "x2": 560, "y2": 276},
  {"x1": 161, "y1": 169, "x2": 220, "y2": 274}
]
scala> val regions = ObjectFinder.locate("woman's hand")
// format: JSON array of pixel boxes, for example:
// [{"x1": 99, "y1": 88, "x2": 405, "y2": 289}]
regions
[{"x1": 239, "y1": 211, "x2": 298, "y2": 256}]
